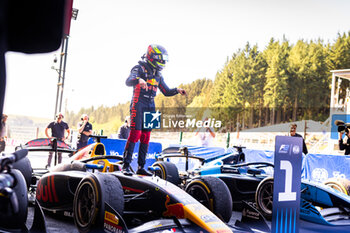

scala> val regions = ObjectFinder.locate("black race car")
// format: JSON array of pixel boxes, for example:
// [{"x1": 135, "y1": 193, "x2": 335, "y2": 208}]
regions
[
  {"x1": 16, "y1": 137, "x2": 77, "y2": 204},
  {"x1": 154, "y1": 145, "x2": 350, "y2": 229},
  {"x1": 35, "y1": 141, "x2": 234, "y2": 233},
  {"x1": 152, "y1": 146, "x2": 272, "y2": 211}
]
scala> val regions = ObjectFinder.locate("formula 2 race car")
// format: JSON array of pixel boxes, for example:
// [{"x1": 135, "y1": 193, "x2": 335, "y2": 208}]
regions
[
  {"x1": 35, "y1": 141, "x2": 235, "y2": 233},
  {"x1": 152, "y1": 146, "x2": 272, "y2": 210},
  {"x1": 16, "y1": 137, "x2": 77, "y2": 204},
  {"x1": 155, "y1": 146, "x2": 350, "y2": 228},
  {"x1": 57, "y1": 136, "x2": 233, "y2": 224}
]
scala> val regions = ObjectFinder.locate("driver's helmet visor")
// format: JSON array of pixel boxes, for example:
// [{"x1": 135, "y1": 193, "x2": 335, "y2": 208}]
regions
[{"x1": 153, "y1": 54, "x2": 169, "y2": 63}]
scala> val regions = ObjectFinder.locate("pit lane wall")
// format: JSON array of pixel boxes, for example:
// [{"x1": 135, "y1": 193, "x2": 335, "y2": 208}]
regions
[{"x1": 243, "y1": 149, "x2": 350, "y2": 183}]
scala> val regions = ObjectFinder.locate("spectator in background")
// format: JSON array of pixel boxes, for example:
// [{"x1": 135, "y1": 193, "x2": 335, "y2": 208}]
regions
[
  {"x1": 0, "y1": 114, "x2": 8, "y2": 153},
  {"x1": 195, "y1": 117, "x2": 216, "y2": 147},
  {"x1": 289, "y1": 123, "x2": 308, "y2": 154},
  {"x1": 77, "y1": 114, "x2": 92, "y2": 150},
  {"x1": 45, "y1": 112, "x2": 70, "y2": 168},
  {"x1": 118, "y1": 116, "x2": 131, "y2": 139}
]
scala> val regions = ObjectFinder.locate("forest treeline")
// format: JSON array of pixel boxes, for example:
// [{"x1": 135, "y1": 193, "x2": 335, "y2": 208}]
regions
[{"x1": 65, "y1": 32, "x2": 350, "y2": 135}]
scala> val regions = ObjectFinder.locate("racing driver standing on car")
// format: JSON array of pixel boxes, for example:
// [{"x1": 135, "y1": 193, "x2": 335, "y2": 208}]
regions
[{"x1": 122, "y1": 44, "x2": 186, "y2": 176}]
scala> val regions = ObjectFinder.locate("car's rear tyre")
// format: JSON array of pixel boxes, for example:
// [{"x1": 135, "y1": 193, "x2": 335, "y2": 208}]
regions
[
  {"x1": 0, "y1": 169, "x2": 28, "y2": 229},
  {"x1": 255, "y1": 177, "x2": 273, "y2": 220},
  {"x1": 324, "y1": 177, "x2": 350, "y2": 195},
  {"x1": 73, "y1": 173, "x2": 124, "y2": 233},
  {"x1": 13, "y1": 157, "x2": 32, "y2": 190},
  {"x1": 185, "y1": 176, "x2": 232, "y2": 222},
  {"x1": 152, "y1": 161, "x2": 180, "y2": 185}
]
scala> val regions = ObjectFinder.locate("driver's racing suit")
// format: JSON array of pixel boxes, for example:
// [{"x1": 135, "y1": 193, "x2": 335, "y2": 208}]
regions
[{"x1": 123, "y1": 61, "x2": 178, "y2": 169}]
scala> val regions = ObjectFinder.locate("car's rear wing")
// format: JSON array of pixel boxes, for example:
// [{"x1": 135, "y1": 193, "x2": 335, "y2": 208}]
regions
[
  {"x1": 16, "y1": 138, "x2": 75, "y2": 154},
  {"x1": 157, "y1": 147, "x2": 206, "y2": 171}
]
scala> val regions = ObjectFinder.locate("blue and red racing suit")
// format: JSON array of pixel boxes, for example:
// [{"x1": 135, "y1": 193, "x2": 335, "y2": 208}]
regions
[{"x1": 123, "y1": 61, "x2": 178, "y2": 168}]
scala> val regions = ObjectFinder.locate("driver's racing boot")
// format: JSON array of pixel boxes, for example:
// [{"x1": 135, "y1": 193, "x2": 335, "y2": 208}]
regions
[
  {"x1": 122, "y1": 163, "x2": 133, "y2": 176},
  {"x1": 136, "y1": 143, "x2": 152, "y2": 176},
  {"x1": 136, "y1": 166, "x2": 152, "y2": 176},
  {"x1": 122, "y1": 141, "x2": 136, "y2": 176}
]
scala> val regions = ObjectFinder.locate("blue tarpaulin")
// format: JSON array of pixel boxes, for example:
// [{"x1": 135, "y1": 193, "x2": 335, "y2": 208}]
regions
[
  {"x1": 302, "y1": 153, "x2": 350, "y2": 182},
  {"x1": 168, "y1": 144, "x2": 227, "y2": 160},
  {"x1": 243, "y1": 149, "x2": 350, "y2": 183},
  {"x1": 243, "y1": 149, "x2": 275, "y2": 163},
  {"x1": 88, "y1": 138, "x2": 162, "y2": 170}
]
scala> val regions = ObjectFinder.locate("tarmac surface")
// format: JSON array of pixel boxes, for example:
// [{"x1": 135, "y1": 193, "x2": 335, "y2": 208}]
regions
[
  {"x1": 26, "y1": 205, "x2": 350, "y2": 233},
  {"x1": 26, "y1": 207, "x2": 243, "y2": 233},
  {"x1": 27, "y1": 207, "x2": 78, "y2": 233}
]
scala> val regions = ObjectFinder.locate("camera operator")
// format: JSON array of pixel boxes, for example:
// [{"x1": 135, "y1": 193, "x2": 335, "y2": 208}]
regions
[
  {"x1": 339, "y1": 128, "x2": 350, "y2": 155},
  {"x1": 77, "y1": 114, "x2": 92, "y2": 150}
]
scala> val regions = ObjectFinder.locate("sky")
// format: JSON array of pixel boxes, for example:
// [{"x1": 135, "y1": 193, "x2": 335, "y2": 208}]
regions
[{"x1": 3, "y1": 0, "x2": 350, "y2": 119}]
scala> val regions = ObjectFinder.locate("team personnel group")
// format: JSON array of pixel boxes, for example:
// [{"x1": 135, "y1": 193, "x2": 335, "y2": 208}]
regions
[{"x1": 44, "y1": 112, "x2": 92, "y2": 167}]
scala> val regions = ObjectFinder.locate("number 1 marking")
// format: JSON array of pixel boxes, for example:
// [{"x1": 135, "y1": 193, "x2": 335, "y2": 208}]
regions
[{"x1": 278, "y1": 160, "x2": 296, "y2": 202}]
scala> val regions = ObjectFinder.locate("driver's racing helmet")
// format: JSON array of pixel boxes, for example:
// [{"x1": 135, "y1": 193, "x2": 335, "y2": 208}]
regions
[{"x1": 145, "y1": 44, "x2": 168, "y2": 71}]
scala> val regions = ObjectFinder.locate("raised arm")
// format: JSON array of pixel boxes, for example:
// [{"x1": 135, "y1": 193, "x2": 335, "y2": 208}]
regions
[
  {"x1": 159, "y1": 76, "x2": 179, "y2": 96},
  {"x1": 78, "y1": 122, "x2": 86, "y2": 134}
]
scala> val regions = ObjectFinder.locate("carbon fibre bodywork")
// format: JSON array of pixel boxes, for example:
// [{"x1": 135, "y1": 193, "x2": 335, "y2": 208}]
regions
[
  {"x1": 300, "y1": 180, "x2": 350, "y2": 225},
  {"x1": 158, "y1": 146, "x2": 273, "y2": 208},
  {"x1": 158, "y1": 146, "x2": 350, "y2": 227},
  {"x1": 34, "y1": 142, "x2": 234, "y2": 233}
]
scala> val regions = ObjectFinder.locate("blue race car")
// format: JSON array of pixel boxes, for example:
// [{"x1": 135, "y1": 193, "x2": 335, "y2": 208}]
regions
[
  {"x1": 153, "y1": 146, "x2": 271, "y2": 208},
  {"x1": 153, "y1": 146, "x2": 350, "y2": 228}
]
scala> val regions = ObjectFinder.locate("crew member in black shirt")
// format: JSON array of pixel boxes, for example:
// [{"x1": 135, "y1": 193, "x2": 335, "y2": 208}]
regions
[
  {"x1": 45, "y1": 113, "x2": 70, "y2": 167},
  {"x1": 290, "y1": 123, "x2": 308, "y2": 155}
]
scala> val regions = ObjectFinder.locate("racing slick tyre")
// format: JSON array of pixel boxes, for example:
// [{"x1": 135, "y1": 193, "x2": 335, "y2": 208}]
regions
[
  {"x1": 324, "y1": 177, "x2": 350, "y2": 195},
  {"x1": 255, "y1": 177, "x2": 274, "y2": 220},
  {"x1": 73, "y1": 173, "x2": 124, "y2": 233},
  {"x1": 0, "y1": 169, "x2": 28, "y2": 229},
  {"x1": 152, "y1": 161, "x2": 180, "y2": 185},
  {"x1": 13, "y1": 156, "x2": 32, "y2": 190},
  {"x1": 185, "y1": 176, "x2": 232, "y2": 222}
]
